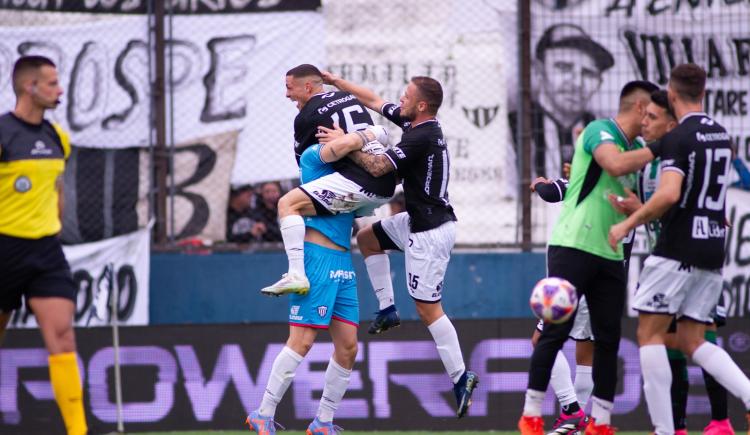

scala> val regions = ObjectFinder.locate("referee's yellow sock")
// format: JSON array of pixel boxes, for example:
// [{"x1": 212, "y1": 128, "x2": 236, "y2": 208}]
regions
[{"x1": 49, "y1": 352, "x2": 88, "y2": 435}]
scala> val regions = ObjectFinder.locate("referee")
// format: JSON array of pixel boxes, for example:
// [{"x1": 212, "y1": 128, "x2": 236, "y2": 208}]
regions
[{"x1": 0, "y1": 56, "x2": 87, "y2": 435}]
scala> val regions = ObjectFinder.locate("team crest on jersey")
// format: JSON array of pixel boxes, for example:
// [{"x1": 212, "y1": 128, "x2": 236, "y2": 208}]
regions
[
  {"x1": 462, "y1": 105, "x2": 499, "y2": 129},
  {"x1": 14, "y1": 176, "x2": 31, "y2": 193},
  {"x1": 317, "y1": 305, "x2": 328, "y2": 317}
]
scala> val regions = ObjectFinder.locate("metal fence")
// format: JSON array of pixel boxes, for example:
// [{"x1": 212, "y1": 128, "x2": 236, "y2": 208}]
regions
[{"x1": 1, "y1": 0, "x2": 748, "y2": 251}]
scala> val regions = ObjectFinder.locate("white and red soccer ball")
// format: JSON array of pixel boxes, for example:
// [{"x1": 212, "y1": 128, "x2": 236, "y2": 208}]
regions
[{"x1": 529, "y1": 277, "x2": 578, "y2": 324}]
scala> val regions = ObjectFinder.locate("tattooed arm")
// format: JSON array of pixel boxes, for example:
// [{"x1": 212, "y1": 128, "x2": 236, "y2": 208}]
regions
[{"x1": 348, "y1": 151, "x2": 395, "y2": 177}]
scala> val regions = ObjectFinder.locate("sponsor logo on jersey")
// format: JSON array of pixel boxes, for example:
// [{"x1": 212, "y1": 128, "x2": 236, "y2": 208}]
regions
[
  {"x1": 289, "y1": 305, "x2": 303, "y2": 321},
  {"x1": 14, "y1": 176, "x2": 31, "y2": 193},
  {"x1": 692, "y1": 216, "x2": 726, "y2": 239},
  {"x1": 695, "y1": 131, "x2": 730, "y2": 142},
  {"x1": 645, "y1": 293, "x2": 669, "y2": 310},
  {"x1": 329, "y1": 269, "x2": 355, "y2": 280},
  {"x1": 392, "y1": 147, "x2": 406, "y2": 159},
  {"x1": 600, "y1": 131, "x2": 615, "y2": 142},
  {"x1": 30, "y1": 140, "x2": 53, "y2": 156},
  {"x1": 319, "y1": 94, "x2": 356, "y2": 110},
  {"x1": 387, "y1": 105, "x2": 397, "y2": 116},
  {"x1": 312, "y1": 189, "x2": 338, "y2": 206},
  {"x1": 321, "y1": 92, "x2": 335, "y2": 99},
  {"x1": 317, "y1": 106, "x2": 329, "y2": 114},
  {"x1": 317, "y1": 305, "x2": 328, "y2": 317}
]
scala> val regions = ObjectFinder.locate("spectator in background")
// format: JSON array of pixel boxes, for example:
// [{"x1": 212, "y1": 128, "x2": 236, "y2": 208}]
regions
[
  {"x1": 509, "y1": 23, "x2": 614, "y2": 180},
  {"x1": 227, "y1": 184, "x2": 263, "y2": 243},
  {"x1": 250, "y1": 181, "x2": 283, "y2": 242}
]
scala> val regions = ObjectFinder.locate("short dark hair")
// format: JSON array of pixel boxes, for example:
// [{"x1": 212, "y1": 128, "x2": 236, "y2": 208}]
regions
[
  {"x1": 12, "y1": 55, "x2": 55, "y2": 95},
  {"x1": 669, "y1": 63, "x2": 706, "y2": 103},
  {"x1": 650, "y1": 90, "x2": 676, "y2": 119},
  {"x1": 620, "y1": 80, "x2": 659, "y2": 101},
  {"x1": 286, "y1": 64, "x2": 322, "y2": 79},
  {"x1": 411, "y1": 76, "x2": 443, "y2": 115}
]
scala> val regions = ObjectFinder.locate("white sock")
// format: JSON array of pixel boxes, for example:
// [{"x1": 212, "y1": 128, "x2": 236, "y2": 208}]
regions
[
  {"x1": 280, "y1": 215, "x2": 306, "y2": 275},
  {"x1": 640, "y1": 344, "x2": 674, "y2": 435},
  {"x1": 317, "y1": 358, "x2": 352, "y2": 423},
  {"x1": 590, "y1": 396, "x2": 614, "y2": 425},
  {"x1": 523, "y1": 389, "x2": 546, "y2": 417},
  {"x1": 550, "y1": 351, "x2": 577, "y2": 407},
  {"x1": 258, "y1": 346, "x2": 303, "y2": 418},
  {"x1": 364, "y1": 254, "x2": 394, "y2": 310},
  {"x1": 427, "y1": 315, "x2": 466, "y2": 383},
  {"x1": 574, "y1": 365, "x2": 593, "y2": 408},
  {"x1": 692, "y1": 341, "x2": 750, "y2": 409}
]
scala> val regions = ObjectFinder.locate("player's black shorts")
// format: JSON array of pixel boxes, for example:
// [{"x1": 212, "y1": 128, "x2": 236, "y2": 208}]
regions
[{"x1": 0, "y1": 234, "x2": 76, "y2": 312}]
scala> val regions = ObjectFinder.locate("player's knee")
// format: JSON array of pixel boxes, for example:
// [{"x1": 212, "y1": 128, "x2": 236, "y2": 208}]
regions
[
  {"x1": 677, "y1": 336, "x2": 703, "y2": 357},
  {"x1": 277, "y1": 191, "x2": 295, "y2": 216},
  {"x1": 48, "y1": 325, "x2": 77, "y2": 354},
  {"x1": 336, "y1": 340, "x2": 358, "y2": 365},
  {"x1": 356, "y1": 226, "x2": 379, "y2": 256}
]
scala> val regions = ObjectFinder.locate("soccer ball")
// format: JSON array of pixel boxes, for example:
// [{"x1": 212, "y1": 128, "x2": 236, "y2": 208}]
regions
[{"x1": 529, "y1": 277, "x2": 578, "y2": 324}]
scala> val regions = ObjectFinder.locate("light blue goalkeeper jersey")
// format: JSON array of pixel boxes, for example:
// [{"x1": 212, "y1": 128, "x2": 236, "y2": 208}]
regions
[{"x1": 299, "y1": 144, "x2": 354, "y2": 250}]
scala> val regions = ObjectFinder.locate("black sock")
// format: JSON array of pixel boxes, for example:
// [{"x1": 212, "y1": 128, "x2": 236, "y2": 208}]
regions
[
  {"x1": 703, "y1": 369, "x2": 728, "y2": 420},
  {"x1": 668, "y1": 350, "x2": 689, "y2": 430},
  {"x1": 561, "y1": 402, "x2": 580, "y2": 415}
]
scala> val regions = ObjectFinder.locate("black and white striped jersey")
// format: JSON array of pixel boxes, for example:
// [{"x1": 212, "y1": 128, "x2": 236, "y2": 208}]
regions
[
  {"x1": 294, "y1": 91, "x2": 396, "y2": 197},
  {"x1": 381, "y1": 102, "x2": 456, "y2": 232},
  {"x1": 653, "y1": 112, "x2": 732, "y2": 270}
]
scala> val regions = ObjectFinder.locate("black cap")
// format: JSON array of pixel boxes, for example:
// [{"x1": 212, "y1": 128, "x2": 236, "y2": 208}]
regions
[{"x1": 536, "y1": 24, "x2": 615, "y2": 71}]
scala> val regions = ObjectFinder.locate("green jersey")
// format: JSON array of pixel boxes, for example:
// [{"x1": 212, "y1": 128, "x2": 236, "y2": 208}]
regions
[{"x1": 549, "y1": 118, "x2": 641, "y2": 260}]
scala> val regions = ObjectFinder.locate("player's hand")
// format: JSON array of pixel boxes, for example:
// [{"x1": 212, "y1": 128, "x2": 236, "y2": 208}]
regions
[
  {"x1": 321, "y1": 70, "x2": 339, "y2": 86},
  {"x1": 608, "y1": 188, "x2": 641, "y2": 215},
  {"x1": 316, "y1": 124, "x2": 345, "y2": 144},
  {"x1": 530, "y1": 177, "x2": 552, "y2": 192},
  {"x1": 563, "y1": 163, "x2": 572, "y2": 179},
  {"x1": 608, "y1": 222, "x2": 629, "y2": 252}
]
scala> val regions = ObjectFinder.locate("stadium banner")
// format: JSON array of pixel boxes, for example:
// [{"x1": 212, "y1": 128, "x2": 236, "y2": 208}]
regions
[
  {"x1": 0, "y1": 10, "x2": 323, "y2": 183},
  {"x1": 326, "y1": 1, "x2": 516, "y2": 244},
  {"x1": 3, "y1": 319, "x2": 749, "y2": 433},
  {"x1": 0, "y1": 0, "x2": 321, "y2": 14},
  {"x1": 7, "y1": 227, "x2": 150, "y2": 330}
]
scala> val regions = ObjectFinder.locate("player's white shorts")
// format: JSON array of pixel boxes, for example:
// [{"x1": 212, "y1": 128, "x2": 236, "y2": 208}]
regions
[
  {"x1": 300, "y1": 172, "x2": 391, "y2": 217},
  {"x1": 378, "y1": 212, "x2": 455, "y2": 303},
  {"x1": 632, "y1": 255, "x2": 722, "y2": 324},
  {"x1": 535, "y1": 296, "x2": 593, "y2": 341}
]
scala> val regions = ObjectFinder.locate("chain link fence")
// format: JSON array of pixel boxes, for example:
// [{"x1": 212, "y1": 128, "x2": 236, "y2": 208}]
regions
[{"x1": 2, "y1": 0, "x2": 749, "y2": 251}]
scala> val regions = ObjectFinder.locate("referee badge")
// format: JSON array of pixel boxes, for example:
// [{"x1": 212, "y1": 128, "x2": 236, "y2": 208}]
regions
[{"x1": 14, "y1": 176, "x2": 32, "y2": 193}]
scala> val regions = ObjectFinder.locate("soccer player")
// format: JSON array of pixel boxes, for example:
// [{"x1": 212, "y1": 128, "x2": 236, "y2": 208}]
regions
[
  {"x1": 246, "y1": 133, "x2": 378, "y2": 435},
  {"x1": 317, "y1": 71, "x2": 479, "y2": 418},
  {"x1": 609, "y1": 64, "x2": 750, "y2": 435},
  {"x1": 0, "y1": 56, "x2": 87, "y2": 435},
  {"x1": 518, "y1": 80, "x2": 659, "y2": 435},
  {"x1": 261, "y1": 64, "x2": 396, "y2": 296}
]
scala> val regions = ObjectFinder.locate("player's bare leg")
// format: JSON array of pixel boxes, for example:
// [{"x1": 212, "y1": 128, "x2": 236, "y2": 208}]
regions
[
  {"x1": 416, "y1": 301, "x2": 478, "y2": 418},
  {"x1": 247, "y1": 325, "x2": 316, "y2": 434},
  {"x1": 356, "y1": 225, "x2": 399, "y2": 334},
  {"x1": 30, "y1": 297, "x2": 87, "y2": 435},
  {"x1": 261, "y1": 189, "x2": 316, "y2": 296},
  {"x1": 307, "y1": 320, "x2": 357, "y2": 435}
]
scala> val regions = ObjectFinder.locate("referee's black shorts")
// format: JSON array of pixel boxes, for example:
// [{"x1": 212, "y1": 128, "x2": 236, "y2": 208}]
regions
[{"x1": 0, "y1": 233, "x2": 76, "y2": 313}]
